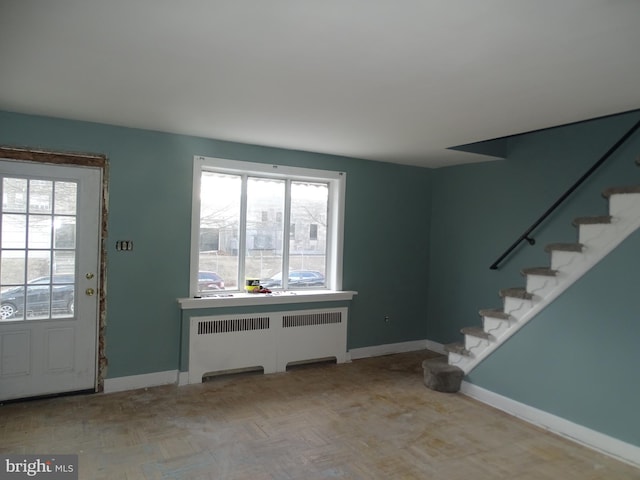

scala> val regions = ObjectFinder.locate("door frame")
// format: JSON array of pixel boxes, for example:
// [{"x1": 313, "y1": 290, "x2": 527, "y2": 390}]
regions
[{"x1": 0, "y1": 145, "x2": 109, "y2": 393}]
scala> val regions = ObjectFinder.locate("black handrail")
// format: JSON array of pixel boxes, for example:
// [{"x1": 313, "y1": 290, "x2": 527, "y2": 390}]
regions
[{"x1": 490, "y1": 117, "x2": 640, "y2": 270}]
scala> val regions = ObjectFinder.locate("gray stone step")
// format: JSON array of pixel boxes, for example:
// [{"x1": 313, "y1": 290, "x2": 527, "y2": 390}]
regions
[
  {"x1": 521, "y1": 267, "x2": 558, "y2": 277},
  {"x1": 461, "y1": 326, "x2": 491, "y2": 340},
  {"x1": 544, "y1": 242, "x2": 583, "y2": 253},
  {"x1": 572, "y1": 215, "x2": 612, "y2": 227},
  {"x1": 499, "y1": 287, "x2": 533, "y2": 300},
  {"x1": 602, "y1": 185, "x2": 640, "y2": 198},
  {"x1": 478, "y1": 308, "x2": 510, "y2": 320},
  {"x1": 444, "y1": 342, "x2": 469, "y2": 356},
  {"x1": 422, "y1": 357, "x2": 464, "y2": 393}
]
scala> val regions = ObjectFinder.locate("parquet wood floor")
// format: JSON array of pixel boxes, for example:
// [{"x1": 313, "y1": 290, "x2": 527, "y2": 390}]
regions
[{"x1": 1, "y1": 350, "x2": 638, "y2": 479}]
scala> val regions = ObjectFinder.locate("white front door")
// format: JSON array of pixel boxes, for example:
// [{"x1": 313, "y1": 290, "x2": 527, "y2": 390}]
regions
[{"x1": 0, "y1": 159, "x2": 101, "y2": 401}]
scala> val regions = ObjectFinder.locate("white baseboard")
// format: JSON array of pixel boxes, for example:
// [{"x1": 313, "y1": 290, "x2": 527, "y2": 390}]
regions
[
  {"x1": 460, "y1": 381, "x2": 640, "y2": 469},
  {"x1": 103, "y1": 370, "x2": 178, "y2": 394},
  {"x1": 349, "y1": 339, "x2": 437, "y2": 360},
  {"x1": 424, "y1": 339, "x2": 447, "y2": 355},
  {"x1": 178, "y1": 371, "x2": 189, "y2": 386}
]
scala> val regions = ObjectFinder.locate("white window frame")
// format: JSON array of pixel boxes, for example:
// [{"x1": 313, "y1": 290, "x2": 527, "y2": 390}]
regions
[{"x1": 190, "y1": 156, "x2": 346, "y2": 296}]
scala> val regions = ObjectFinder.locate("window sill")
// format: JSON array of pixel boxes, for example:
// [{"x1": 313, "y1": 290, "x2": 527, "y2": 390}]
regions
[{"x1": 178, "y1": 290, "x2": 357, "y2": 310}]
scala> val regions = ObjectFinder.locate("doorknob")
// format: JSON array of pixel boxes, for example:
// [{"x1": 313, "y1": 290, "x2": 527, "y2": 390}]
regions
[{"x1": 85, "y1": 288, "x2": 95, "y2": 296}]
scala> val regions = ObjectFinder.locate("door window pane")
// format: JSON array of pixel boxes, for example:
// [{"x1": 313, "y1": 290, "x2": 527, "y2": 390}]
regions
[
  {"x1": 1, "y1": 250, "x2": 25, "y2": 285},
  {"x1": 29, "y1": 180, "x2": 52, "y2": 214},
  {"x1": 1, "y1": 214, "x2": 26, "y2": 249},
  {"x1": 53, "y1": 251, "x2": 75, "y2": 276},
  {"x1": 54, "y1": 182, "x2": 77, "y2": 215},
  {"x1": 27, "y1": 250, "x2": 51, "y2": 283},
  {"x1": 54, "y1": 216, "x2": 76, "y2": 249},
  {"x1": 26, "y1": 284, "x2": 50, "y2": 318},
  {"x1": 28, "y1": 216, "x2": 52, "y2": 249},
  {"x1": 2, "y1": 178, "x2": 27, "y2": 213}
]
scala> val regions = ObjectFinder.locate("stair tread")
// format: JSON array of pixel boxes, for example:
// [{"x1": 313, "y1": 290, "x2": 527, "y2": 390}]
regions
[
  {"x1": 478, "y1": 308, "x2": 511, "y2": 320},
  {"x1": 572, "y1": 215, "x2": 612, "y2": 227},
  {"x1": 544, "y1": 242, "x2": 583, "y2": 253},
  {"x1": 602, "y1": 185, "x2": 640, "y2": 198},
  {"x1": 499, "y1": 287, "x2": 533, "y2": 299},
  {"x1": 521, "y1": 267, "x2": 558, "y2": 277},
  {"x1": 444, "y1": 342, "x2": 469, "y2": 356},
  {"x1": 461, "y1": 326, "x2": 491, "y2": 339}
]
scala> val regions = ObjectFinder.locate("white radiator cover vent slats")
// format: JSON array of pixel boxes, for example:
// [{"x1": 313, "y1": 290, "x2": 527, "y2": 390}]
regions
[
  {"x1": 197, "y1": 316, "x2": 270, "y2": 335},
  {"x1": 283, "y1": 311, "x2": 342, "y2": 328},
  {"x1": 188, "y1": 307, "x2": 348, "y2": 383}
]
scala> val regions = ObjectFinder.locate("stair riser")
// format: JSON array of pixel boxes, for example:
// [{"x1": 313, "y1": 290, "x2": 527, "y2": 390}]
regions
[
  {"x1": 502, "y1": 297, "x2": 534, "y2": 319},
  {"x1": 608, "y1": 193, "x2": 640, "y2": 216},
  {"x1": 483, "y1": 316, "x2": 512, "y2": 338},
  {"x1": 525, "y1": 274, "x2": 560, "y2": 298},
  {"x1": 447, "y1": 351, "x2": 468, "y2": 368},
  {"x1": 578, "y1": 223, "x2": 616, "y2": 247},
  {"x1": 549, "y1": 250, "x2": 583, "y2": 270},
  {"x1": 464, "y1": 335, "x2": 490, "y2": 353}
]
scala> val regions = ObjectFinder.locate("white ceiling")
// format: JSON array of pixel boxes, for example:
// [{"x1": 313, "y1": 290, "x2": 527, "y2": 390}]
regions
[{"x1": 1, "y1": 1, "x2": 640, "y2": 168}]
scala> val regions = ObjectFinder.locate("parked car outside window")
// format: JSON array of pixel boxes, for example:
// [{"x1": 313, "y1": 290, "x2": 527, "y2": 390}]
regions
[
  {"x1": 198, "y1": 271, "x2": 225, "y2": 291},
  {"x1": 262, "y1": 270, "x2": 325, "y2": 289}
]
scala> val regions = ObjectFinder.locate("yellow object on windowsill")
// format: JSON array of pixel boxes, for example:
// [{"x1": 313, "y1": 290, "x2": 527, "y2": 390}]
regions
[{"x1": 245, "y1": 279, "x2": 260, "y2": 293}]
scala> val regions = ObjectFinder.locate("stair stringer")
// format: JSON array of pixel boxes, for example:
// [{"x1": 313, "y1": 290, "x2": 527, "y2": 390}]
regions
[{"x1": 448, "y1": 192, "x2": 640, "y2": 374}]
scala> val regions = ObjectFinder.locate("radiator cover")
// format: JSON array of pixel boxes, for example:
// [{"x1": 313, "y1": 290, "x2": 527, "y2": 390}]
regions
[{"x1": 188, "y1": 307, "x2": 348, "y2": 383}]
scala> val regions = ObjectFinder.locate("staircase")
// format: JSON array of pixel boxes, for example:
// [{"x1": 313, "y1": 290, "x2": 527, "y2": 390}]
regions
[{"x1": 423, "y1": 156, "x2": 640, "y2": 392}]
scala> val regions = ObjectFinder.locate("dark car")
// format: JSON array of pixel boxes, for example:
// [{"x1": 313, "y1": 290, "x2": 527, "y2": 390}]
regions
[
  {"x1": 0, "y1": 274, "x2": 75, "y2": 320},
  {"x1": 198, "y1": 271, "x2": 225, "y2": 291},
  {"x1": 262, "y1": 270, "x2": 325, "y2": 289}
]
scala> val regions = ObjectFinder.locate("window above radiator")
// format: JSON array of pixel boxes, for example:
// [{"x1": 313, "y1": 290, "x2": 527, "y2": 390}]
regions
[{"x1": 190, "y1": 156, "x2": 346, "y2": 297}]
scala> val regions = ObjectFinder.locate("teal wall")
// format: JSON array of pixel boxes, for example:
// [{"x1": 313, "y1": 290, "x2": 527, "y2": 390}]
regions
[
  {"x1": 428, "y1": 111, "x2": 640, "y2": 446},
  {"x1": 0, "y1": 110, "x2": 432, "y2": 378}
]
